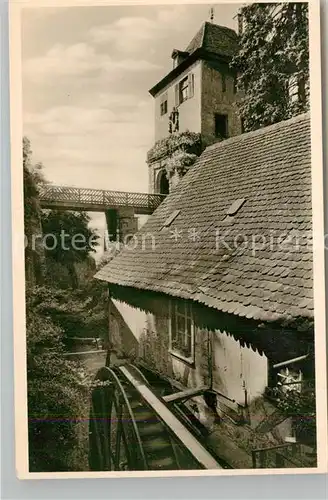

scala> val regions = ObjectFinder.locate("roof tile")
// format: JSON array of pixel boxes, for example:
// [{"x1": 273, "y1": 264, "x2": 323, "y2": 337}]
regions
[{"x1": 96, "y1": 113, "x2": 313, "y2": 323}]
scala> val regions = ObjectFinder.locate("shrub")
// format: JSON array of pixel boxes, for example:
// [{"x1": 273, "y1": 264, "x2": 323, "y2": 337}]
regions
[
  {"x1": 272, "y1": 385, "x2": 316, "y2": 445},
  {"x1": 27, "y1": 300, "x2": 89, "y2": 471}
]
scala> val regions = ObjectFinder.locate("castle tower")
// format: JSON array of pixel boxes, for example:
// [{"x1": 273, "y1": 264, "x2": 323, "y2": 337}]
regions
[{"x1": 147, "y1": 21, "x2": 242, "y2": 194}]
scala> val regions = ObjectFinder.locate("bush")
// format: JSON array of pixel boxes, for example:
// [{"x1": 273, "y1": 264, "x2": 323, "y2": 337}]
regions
[
  {"x1": 272, "y1": 385, "x2": 316, "y2": 446},
  {"x1": 27, "y1": 283, "x2": 108, "y2": 341},
  {"x1": 27, "y1": 299, "x2": 89, "y2": 471}
]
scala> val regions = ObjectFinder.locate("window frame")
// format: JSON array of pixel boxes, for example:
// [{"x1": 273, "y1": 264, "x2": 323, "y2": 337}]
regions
[
  {"x1": 214, "y1": 113, "x2": 228, "y2": 139},
  {"x1": 179, "y1": 76, "x2": 189, "y2": 104},
  {"x1": 168, "y1": 300, "x2": 195, "y2": 365},
  {"x1": 160, "y1": 99, "x2": 168, "y2": 116}
]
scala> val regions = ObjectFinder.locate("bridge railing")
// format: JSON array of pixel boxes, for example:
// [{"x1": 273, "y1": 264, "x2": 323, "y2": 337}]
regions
[{"x1": 39, "y1": 185, "x2": 167, "y2": 211}]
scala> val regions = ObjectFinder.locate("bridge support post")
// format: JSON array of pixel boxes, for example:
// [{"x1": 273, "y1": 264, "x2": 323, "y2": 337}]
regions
[
  {"x1": 117, "y1": 208, "x2": 138, "y2": 243},
  {"x1": 105, "y1": 209, "x2": 118, "y2": 243},
  {"x1": 105, "y1": 208, "x2": 138, "y2": 246}
]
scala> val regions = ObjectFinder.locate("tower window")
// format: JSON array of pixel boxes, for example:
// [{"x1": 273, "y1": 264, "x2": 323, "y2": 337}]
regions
[
  {"x1": 160, "y1": 100, "x2": 168, "y2": 116},
  {"x1": 179, "y1": 76, "x2": 189, "y2": 104},
  {"x1": 175, "y1": 73, "x2": 194, "y2": 106},
  {"x1": 214, "y1": 114, "x2": 228, "y2": 139}
]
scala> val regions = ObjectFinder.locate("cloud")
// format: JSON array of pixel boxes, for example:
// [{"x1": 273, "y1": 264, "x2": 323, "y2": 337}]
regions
[
  {"x1": 24, "y1": 97, "x2": 153, "y2": 193},
  {"x1": 89, "y1": 6, "x2": 187, "y2": 53},
  {"x1": 23, "y1": 42, "x2": 159, "y2": 82},
  {"x1": 25, "y1": 97, "x2": 152, "y2": 136}
]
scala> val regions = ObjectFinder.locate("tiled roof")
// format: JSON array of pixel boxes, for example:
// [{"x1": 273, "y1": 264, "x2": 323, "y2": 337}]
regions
[
  {"x1": 185, "y1": 22, "x2": 239, "y2": 59},
  {"x1": 96, "y1": 114, "x2": 313, "y2": 323},
  {"x1": 149, "y1": 22, "x2": 238, "y2": 96}
]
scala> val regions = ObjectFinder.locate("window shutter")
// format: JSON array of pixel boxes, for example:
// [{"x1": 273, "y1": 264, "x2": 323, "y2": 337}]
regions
[
  {"x1": 188, "y1": 73, "x2": 194, "y2": 98},
  {"x1": 174, "y1": 84, "x2": 179, "y2": 107}
]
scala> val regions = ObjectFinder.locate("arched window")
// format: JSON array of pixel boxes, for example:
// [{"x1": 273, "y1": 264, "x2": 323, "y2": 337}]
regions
[{"x1": 157, "y1": 170, "x2": 169, "y2": 195}]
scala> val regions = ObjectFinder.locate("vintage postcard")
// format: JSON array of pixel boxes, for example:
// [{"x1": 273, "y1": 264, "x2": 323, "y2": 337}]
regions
[{"x1": 9, "y1": 0, "x2": 327, "y2": 479}]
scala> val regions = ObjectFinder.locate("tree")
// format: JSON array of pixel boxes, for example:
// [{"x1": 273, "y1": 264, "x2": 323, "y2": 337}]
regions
[
  {"x1": 232, "y1": 3, "x2": 309, "y2": 132},
  {"x1": 41, "y1": 210, "x2": 99, "y2": 289},
  {"x1": 26, "y1": 288, "x2": 89, "y2": 471},
  {"x1": 23, "y1": 137, "x2": 47, "y2": 285}
]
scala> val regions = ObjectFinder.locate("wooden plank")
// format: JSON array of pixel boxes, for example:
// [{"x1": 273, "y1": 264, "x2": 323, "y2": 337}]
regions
[
  {"x1": 118, "y1": 366, "x2": 222, "y2": 470},
  {"x1": 163, "y1": 386, "x2": 208, "y2": 403},
  {"x1": 273, "y1": 354, "x2": 308, "y2": 369}
]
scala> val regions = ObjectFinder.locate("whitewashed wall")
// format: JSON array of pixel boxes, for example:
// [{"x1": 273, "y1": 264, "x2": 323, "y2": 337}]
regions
[
  {"x1": 212, "y1": 329, "x2": 268, "y2": 406},
  {"x1": 111, "y1": 299, "x2": 149, "y2": 341}
]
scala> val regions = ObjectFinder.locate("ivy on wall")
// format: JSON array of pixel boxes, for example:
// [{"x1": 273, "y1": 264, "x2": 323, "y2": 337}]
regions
[
  {"x1": 165, "y1": 151, "x2": 199, "y2": 178},
  {"x1": 147, "y1": 131, "x2": 203, "y2": 164}
]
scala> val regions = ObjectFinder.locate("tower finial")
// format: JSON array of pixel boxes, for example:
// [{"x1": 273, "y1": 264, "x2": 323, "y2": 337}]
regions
[{"x1": 209, "y1": 6, "x2": 214, "y2": 23}]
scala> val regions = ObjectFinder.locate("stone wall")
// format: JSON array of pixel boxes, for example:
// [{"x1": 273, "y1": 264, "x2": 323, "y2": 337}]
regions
[
  {"x1": 105, "y1": 207, "x2": 138, "y2": 244},
  {"x1": 201, "y1": 61, "x2": 242, "y2": 146},
  {"x1": 153, "y1": 60, "x2": 202, "y2": 142}
]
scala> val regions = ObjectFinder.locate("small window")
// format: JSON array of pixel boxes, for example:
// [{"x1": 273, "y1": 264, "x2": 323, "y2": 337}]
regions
[
  {"x1": 221, "y1": 73, "x2": 226, "y2": 93},
  {"x1": 169, "y1": 300, "x2": 194, "y2": 363},
  {"x1": 179, "y1": 76, "x2": 189, "y2": 104},
  {"x1": 160, "y1": 99, "x2": 168, "y2": 116},
  {"x1": 215, "y1": 114, "x2": 228, "y2": 139}
]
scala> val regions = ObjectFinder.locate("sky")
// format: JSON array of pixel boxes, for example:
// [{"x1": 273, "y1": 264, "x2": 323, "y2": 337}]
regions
[{"x1": 21, "y1": 3, "x2": 240, "y2": 252}]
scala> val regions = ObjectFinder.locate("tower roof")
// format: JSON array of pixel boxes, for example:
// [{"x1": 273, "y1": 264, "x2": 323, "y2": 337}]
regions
[
  {"x1": 149, "y1": 21, "x2": 238, "y2": 97},
  {"x1": 185, "y1": 21, "x2": 238, "y2": 58}
]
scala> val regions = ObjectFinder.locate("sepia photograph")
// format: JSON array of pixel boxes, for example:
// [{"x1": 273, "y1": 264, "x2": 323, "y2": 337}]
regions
[{"x1": 9, "y1": 0, "x2": 327, "y2": 478}]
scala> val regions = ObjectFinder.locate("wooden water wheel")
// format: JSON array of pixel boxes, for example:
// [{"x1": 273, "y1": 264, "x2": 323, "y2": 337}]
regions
[{"x1": 88, "y1": 364, "x2": 222, "y2": 471}]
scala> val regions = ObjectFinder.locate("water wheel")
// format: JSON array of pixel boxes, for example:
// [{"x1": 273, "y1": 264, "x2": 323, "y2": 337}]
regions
[{"x1": 88, "y1": 365, "x2": 184, "y2": 471}]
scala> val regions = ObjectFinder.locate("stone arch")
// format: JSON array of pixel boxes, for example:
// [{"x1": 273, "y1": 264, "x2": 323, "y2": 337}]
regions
[{"x1": 156, "y1": 169, "x2": 169, "y2": 195}]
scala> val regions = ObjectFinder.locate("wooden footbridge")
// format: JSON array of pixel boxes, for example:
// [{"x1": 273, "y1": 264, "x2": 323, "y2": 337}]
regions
[{"x1": 39, "y1": 185, "x2": 166, "y2": 215}]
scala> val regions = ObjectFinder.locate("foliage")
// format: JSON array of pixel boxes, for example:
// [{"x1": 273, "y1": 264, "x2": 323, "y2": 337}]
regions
[
  {"x1": 23, "y1": 137, "x2": 47, "y2": 189},
  {"x1": 26, "y1": 292, "x2": 89, "y2": 471},
  {"x1": 147, "y1": 131, "x2": 203, "y2": 163},
  {"x1": 272, "y1": 384, "x2": 316, "y2": 444},
  {"x1": 231, "y1": 3, "x2": 309, "y2": 131},
  {"x1": 165, "y1": 152, "x2": 198, "y2": 178},
  {"x1": 23, "y1": 137, "x2": 47, "y2": 285},
  {"x1": 41, "y1": 210, "x2": 99, "y2": 289},
  {"x1": 24, "y1": 137, "x2": 100, "y2": 289},
  {"x1": 28, "y1": 283, "x2": 108, "y2": 342}
]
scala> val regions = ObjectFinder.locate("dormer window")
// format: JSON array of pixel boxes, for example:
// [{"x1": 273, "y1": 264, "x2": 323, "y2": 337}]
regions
[{"x1": 171, "y1": 49, "x2": 189, "y2": 69}]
